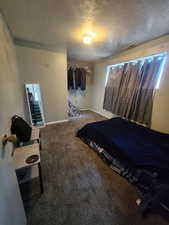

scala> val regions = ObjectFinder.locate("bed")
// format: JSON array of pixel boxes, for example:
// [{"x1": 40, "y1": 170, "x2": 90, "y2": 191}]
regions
[{"x1": 76, "y1": 117, "x2": 169, "y2": 213}]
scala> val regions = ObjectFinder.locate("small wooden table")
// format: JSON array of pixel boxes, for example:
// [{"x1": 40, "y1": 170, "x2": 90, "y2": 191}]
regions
[{"x1": 13, "y1": 143, "x2": 44, "y2": 193}]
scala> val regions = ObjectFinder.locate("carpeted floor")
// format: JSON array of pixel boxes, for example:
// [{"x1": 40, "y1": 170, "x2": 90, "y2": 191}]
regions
[{"x1": 20, "y1": 111, "x2": 169, "y2": 225}]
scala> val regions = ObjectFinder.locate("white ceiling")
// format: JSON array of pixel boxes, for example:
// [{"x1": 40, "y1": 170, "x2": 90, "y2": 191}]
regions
[{"x1": 1, "y1": 0, "x2": 169, "y2": 61}]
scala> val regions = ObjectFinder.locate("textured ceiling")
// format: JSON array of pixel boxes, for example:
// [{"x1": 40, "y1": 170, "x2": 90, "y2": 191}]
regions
[{"x1": 1, "y1": 0, "x2": 169, "y2": 61}]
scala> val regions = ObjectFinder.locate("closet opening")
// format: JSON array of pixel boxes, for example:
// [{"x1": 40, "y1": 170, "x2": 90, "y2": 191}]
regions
[{"x1": 67, "y1": 61, "x2": 92, "y2": 119}]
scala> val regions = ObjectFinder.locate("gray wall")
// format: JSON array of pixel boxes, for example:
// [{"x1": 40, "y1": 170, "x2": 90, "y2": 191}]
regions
[
  {"x1": 91, "y1": 34, "x2": 169, "y2": 133},
  {"x1": 16, "y1": 45, "x2": 68, "y2": 123}
]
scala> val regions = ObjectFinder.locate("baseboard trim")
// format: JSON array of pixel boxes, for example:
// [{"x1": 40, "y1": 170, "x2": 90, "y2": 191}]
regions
[
  {"x1": 46, "y1": 110, "x2": 109, "y2": 125},
  {"x1": 90, "y1": 109, "x2": 110, "y2": 118},
  {"x1": 46, "y1": 119, "x2": 69, "y2": 125},
  {"x1": 80, "y1": 108, "x2": 90, "y2": 111}
]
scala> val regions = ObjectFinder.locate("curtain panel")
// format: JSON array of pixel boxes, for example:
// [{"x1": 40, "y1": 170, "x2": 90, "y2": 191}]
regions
[{"x1": 103, "y1": 55, "x2": 165, "y2": 126}]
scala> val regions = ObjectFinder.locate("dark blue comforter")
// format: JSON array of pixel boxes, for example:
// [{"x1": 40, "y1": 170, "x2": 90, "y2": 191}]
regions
[{"x1": 77, "y1": 118, "x2": 169, "y2": 171}]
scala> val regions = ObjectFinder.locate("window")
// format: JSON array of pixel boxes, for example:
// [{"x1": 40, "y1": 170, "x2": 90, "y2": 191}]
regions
[
  {"x1": 105, "y1": 53, "x2": 166, "y2": 89},
  {"x1": 103, "y1": 53, "x2": 166, "y2": 126},
  {"x1": 155, "y1": 54, "x2": 167, "y2": 89}
]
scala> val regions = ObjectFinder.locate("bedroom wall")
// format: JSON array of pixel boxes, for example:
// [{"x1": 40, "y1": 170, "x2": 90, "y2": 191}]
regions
[
  {"x1": 68, "y1": 60, "x2": 93, "y2": 110},
  {"x1": 0, "y1": 14, "x2": 26, "y2": 225},
  {"x1": 16, "y1": 45, "x2": 68, "y2": 123},
  {"x1": 0, "y1": 14, "x2": 25, "y2": 159},
  {"x1": 91, "y1": 34, "x2": 169, "y2": 133}
]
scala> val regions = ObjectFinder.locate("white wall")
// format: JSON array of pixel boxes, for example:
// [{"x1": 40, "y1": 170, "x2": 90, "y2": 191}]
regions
[
  {"x1": 0, "y1": 14, "x2": 26, "y2": 225},
  {"x1": 0, "y1": 14, "x2": 25, "y2": 159},
  {"x1": 68, "y1": 60, "x2": 93, "y2": 110},
  {"x1": 91, "y1": 34, "x2": 169, "y2": 133},
  {"x1": 16, "y1": 46, "x2": 68, "y2": 123},
  {"x1": 0, "y1": 158, "x2": 26, "y2": 225}
]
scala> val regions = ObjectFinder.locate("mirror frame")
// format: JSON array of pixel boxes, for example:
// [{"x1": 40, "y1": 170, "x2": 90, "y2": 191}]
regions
[{"x1": 25, "y1": 83, "x2": 46, "y2": 127}]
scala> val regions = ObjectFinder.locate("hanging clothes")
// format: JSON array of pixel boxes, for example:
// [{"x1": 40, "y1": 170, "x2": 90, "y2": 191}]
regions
[
  {"x1": 75, "y1": 68, "x2": 80, "y2": 90},
  {"x1": 79, "y1": 68, "x2": 86, "y2": 91},
  {"x1": 67, "y1": 67, "x2": 86, "y2": 91},
  {"x1": 68, "y1": 67, "x2": 74, "y2": 90}
]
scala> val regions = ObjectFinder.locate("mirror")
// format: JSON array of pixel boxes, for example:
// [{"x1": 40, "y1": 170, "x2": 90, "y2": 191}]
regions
[{"x1": 25, "y1": 84, "x2": 45, "y2": 127}]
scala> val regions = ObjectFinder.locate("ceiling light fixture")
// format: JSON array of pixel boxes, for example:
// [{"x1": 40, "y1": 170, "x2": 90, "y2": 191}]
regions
[
  {"x1": 83, "y1": 31, "x2": 95, "y2": 45},
  {"x1": 83, "y1": 35, "x2": 92, "y2": 45}
]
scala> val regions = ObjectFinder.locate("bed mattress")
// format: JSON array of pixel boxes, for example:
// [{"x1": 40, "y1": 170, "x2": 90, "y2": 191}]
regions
[{"x1": 77, "y1": 117, "x2": 169, "y2": 171}]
